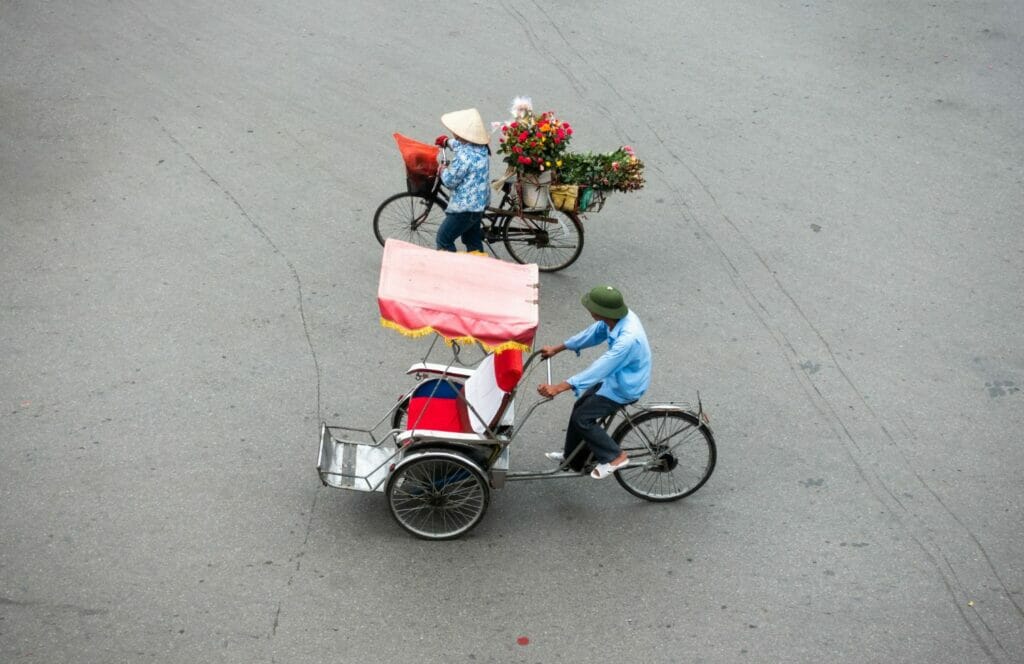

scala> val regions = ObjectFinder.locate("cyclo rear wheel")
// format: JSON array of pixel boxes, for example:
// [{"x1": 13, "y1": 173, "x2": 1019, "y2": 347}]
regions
[
  {"x1": 612, "y1": 410, "x2": 716, "y2": 502},
  {"x1": 373, "y1": 192, "x2": 445, "y2": 249},
  {"x1": 390, "y1": 397, "x2": 409, "y2": 430},
  {"x1": 500, "y1": 210, "x2": 584, "y2": 272},
  {"x1": 385, "y1": 451, "x2": 490, "y2": 540}
]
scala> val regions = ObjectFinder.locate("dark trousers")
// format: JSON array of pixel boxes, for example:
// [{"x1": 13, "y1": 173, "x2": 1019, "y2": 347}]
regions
[
  {"x1": 563, "y1": 385, "x2": 623, "y2": 470},
  {"x1": 436, "y1": 210, "x2": 484, "y2": 252}
]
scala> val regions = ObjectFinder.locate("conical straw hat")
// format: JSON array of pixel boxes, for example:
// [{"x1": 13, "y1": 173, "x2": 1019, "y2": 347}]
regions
[{"x1": 441, "y1": 108, "x2": 489, "y2": 145}]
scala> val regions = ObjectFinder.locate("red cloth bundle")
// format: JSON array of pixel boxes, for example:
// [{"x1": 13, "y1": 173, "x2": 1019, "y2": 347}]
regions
[
  {"x1": 393, "y1": 133, "x2": 440, "y2": 177},
  {"x1": 494, "y1": 349, "x2": 524, "y2": 392}
]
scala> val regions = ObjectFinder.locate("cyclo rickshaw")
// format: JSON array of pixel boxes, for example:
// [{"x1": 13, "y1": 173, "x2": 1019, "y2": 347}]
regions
[{"x1": 317, "y1": 239, "x2": 716, "y2": 540}]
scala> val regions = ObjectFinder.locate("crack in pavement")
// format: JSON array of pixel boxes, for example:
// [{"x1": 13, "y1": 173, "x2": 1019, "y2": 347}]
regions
[
  {"x1": 154, "y1": 117, "x2": 323, "y2": 420},
  {"x1": 155, "y1": 117, "x2": 325, "y2": 643}
]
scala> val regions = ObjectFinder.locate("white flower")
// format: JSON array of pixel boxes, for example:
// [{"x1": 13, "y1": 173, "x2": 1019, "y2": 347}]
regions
[{"x1": 509, "y1": 96, "x2": 533, "y2": 119}]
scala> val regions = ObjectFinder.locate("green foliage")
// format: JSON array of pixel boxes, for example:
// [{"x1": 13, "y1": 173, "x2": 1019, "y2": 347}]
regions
[{"x1": 556, "y1": 146, "x2": 645, "y2": 192}]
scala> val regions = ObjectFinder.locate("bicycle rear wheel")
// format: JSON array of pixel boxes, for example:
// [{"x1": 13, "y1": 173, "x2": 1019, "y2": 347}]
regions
[
  {"x1": 386, "y1": 452, "x2": 490, "y2": 540},
  {"x1": 612, "y1": 410, "x2": 716, "y2": 502},
  {"x1": 501, "y1": 211, "x2": 584, "y2": 272},
  {"x1": 373, "y1": 192, "x2": 445, "y2": 248}
]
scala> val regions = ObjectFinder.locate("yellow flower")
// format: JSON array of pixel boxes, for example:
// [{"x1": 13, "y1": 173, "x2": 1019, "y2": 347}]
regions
[
  {"x1": 545, "y1": 161, "x2": 551, "y2": 167},
  {"x1": 556, "y1": 159, "x2": 562, "y2": 167}
]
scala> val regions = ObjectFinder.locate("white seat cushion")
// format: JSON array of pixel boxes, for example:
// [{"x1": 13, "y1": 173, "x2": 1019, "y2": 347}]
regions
[
  {"x1": 463, "y1": 354, "x2": 515, "y2": 434},
  {"x1": 396, "y1": 429, "x2": 491, "y2": 445}
]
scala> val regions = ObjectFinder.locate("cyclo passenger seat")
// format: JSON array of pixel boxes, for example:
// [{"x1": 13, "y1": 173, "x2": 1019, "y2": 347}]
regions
[{"x1": 401, "y1": 350, "x2": 523, "y2": 441}]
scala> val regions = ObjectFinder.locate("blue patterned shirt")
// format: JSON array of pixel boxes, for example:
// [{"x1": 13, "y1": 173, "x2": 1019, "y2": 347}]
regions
[
  {"x1": 440, "y1": 139, "x2": 490, "y2": 212},
  {"x1": 564, "y1": 311, "x2": 652, "y2": 404}
]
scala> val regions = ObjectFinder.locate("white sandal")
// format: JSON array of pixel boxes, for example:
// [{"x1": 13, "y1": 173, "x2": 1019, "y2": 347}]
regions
[{"x1": 590, "y1": 456, "x2": 628, "y2": 479}]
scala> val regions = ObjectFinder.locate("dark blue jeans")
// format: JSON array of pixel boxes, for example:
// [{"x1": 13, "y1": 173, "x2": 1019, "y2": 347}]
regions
[
  {"x1": 436, "y1": 210, "x2": 484, "y2": 252},
  {"x1": 563, "y1": 384, "x2": 624, "y2": 470}
]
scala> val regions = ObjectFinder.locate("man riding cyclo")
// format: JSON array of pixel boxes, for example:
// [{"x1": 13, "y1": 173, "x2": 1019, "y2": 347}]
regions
[{"x1": 537, "y1": 285, "x2": 652, "y2": 479}]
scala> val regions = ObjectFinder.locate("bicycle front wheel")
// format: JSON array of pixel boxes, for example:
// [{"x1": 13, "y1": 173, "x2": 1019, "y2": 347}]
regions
[
  {"x1": 612, "y1": 410, "x2": 716, "y2": 502},
  {"x1": 373, "y1": 192, "x2": 445, "y2": 248},
  {"x1": 501, "y1": 211, "x2": 584, "y2": 272}
]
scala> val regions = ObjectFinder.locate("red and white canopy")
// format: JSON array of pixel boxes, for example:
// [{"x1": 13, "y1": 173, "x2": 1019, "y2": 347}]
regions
[{"x1": 377, "y1": 239, "x2": 539, "y2": 352}]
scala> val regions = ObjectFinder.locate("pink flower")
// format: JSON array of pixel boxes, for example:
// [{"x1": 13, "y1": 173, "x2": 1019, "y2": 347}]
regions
[{"x1": 612, "y1": 162, "x2": 620, "y2": 170}]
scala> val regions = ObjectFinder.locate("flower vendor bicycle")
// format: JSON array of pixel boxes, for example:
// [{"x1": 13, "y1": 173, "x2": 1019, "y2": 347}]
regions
[{"x1": 373, "y1": 134, "x2": 586, "y2": 272}]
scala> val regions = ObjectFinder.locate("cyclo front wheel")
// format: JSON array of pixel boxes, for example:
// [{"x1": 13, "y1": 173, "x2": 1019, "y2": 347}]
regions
[
  {"x1": 612, "y1": 410, "x2": 716, "y2": 502},
  {"x1": 386, "y1": 451, "x2": 490, "y2": 540},
  {"x1": 373, "y1": 192, "x2": 445, "y2": 248},
  {"x1": 501, "y1": 210, "x2": 584, "y2": 272}
]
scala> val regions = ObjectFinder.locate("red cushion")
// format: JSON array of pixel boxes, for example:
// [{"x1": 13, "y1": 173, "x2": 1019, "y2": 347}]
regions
[
  {"x1": 406, "y1": 379, "x2": 467, "y2": 432},
  {"x1": 407, "y1": 396, "x2": 464, "y2": 431}
]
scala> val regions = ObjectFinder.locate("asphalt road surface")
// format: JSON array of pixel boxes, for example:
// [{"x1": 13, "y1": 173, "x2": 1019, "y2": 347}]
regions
[{"x1": 2, "y1": 1, "x2": 1022, "y2": 662}]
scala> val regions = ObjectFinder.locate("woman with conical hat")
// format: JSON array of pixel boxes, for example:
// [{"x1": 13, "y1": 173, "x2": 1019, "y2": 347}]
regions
[{"x1": 434, "y1": 108, "x2": 491, "y2": 252}]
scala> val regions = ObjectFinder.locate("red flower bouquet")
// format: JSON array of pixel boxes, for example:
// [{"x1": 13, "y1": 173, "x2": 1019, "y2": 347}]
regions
[{"x1": 497, "y1": 109, "x2": 573, "y2": 174}]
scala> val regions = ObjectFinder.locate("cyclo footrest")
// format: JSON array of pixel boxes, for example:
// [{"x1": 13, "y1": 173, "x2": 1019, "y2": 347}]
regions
[{"x1": 318, "y1": 423, "x2": 399, "y2": 492}]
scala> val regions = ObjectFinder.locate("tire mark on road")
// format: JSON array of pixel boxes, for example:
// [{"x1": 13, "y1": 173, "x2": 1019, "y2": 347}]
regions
[
  {"x1": 653, "y1": 136, "x2": 1012, "y2": 663},
  {"x1": 0, "y1": 595, "x2": 108, "y2": 617},
  {"x1": 501, "y1": 15, "x2": 1017, "y2": 662},
  {"x1": 662, "y1": 158, "x2": 1011, "y2": 662},
  {"x1": 659, "y1": 141, "x2": 1012, "y2": 661}
]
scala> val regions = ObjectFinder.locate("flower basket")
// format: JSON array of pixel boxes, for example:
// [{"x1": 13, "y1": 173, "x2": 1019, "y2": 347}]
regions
[
  {"x1": 550, "y1": 184, "x2": 606, "y2": 214},
  {"x1": 496, "y1": 99, "x2": 573, "y2": 210},
  {"x1": 517, "y1": 170, "x2": 553, "y2": 210}
]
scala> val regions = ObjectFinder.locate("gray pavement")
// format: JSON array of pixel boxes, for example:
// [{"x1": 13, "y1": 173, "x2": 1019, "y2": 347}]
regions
[{"x1": 2, "y1": 1, "x2": 1023, "y2": 662}]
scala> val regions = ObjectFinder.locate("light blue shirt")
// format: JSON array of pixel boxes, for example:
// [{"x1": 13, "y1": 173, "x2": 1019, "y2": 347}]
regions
[
  {"x1": 440, "y1": 139, "x2": 490, "y2": 212},
  {"x1": 564, "y1": 311, "x2": 652, "y2": 404}
]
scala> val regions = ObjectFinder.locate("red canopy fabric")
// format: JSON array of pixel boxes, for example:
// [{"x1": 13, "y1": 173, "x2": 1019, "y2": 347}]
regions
[{"x1": 377, "y1": 239, "x2": 539, "y2": 352}]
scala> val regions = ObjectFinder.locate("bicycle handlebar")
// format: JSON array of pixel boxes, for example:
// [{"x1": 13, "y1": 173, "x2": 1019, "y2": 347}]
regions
[{"x1": 523, "y1": 349, "x2": 554, "y2": 395}]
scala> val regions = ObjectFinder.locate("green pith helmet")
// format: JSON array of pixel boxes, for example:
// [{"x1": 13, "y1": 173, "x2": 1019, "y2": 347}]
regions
[{"x1": 581, "y1": 285, "x2": 629, "y2": 319}]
